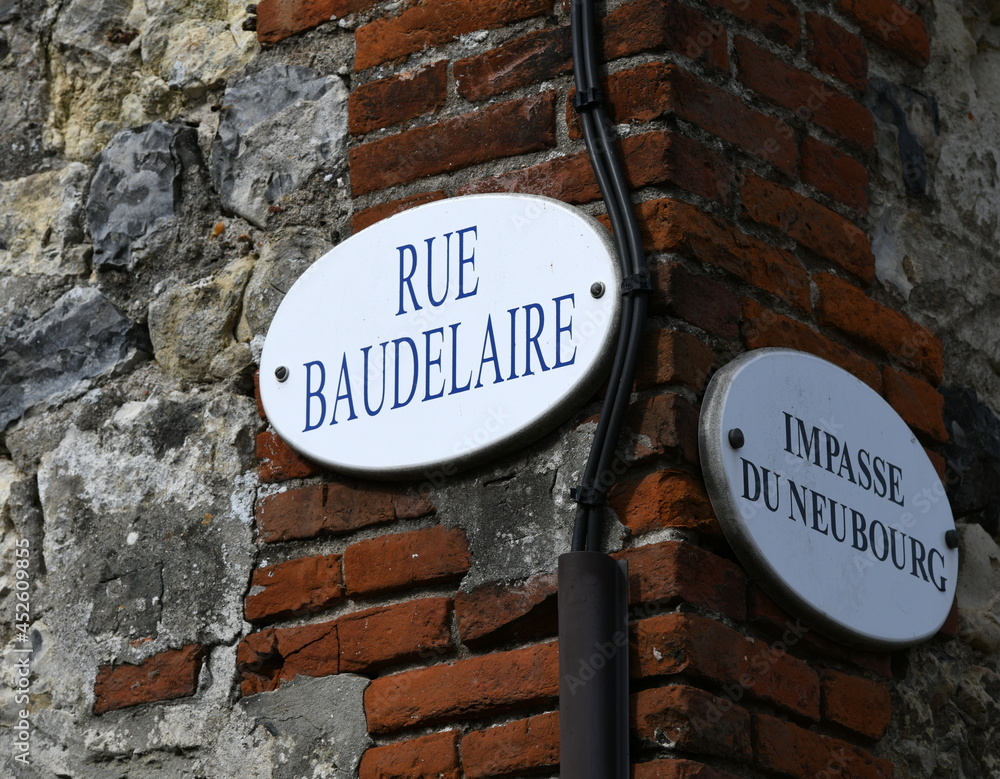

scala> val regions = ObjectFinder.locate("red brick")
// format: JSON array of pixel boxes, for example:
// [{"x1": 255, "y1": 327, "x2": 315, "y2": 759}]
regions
[
  {"x1": 736, "y1": 36, "x2": 873, "y2": 148},
  {"x1": 339, "y1": 597, "x2": 453, "y2": 672},
  {"x1": 801, "y1": 135, "x2": 869, "y2": 212},
  {"x1": 632, "y1": 759, "x2": 743, "y2": 779},
  {"x1": 939, "y1": 597, "x2": 959, "y2": 639},
  {"x1": 636, "y1": 329, "x2": 716, "y2": 392},
  {"x1": 626, "y1": 132, "x2": 735, "y2": 205},
  {"x1": 255, "y1": 483, "x2": 434, "y2": 543},
  {"x1": 602, "y1": 0, "x2": 729, "y2": 73},
  {"x1": 634, "y1": 198, "x2": 811, "y2": 311},
  {"x1": 359, "y1": 730, "x2": 461, "y2": 779},
  {"x1": 654, "y1": 66, "x2": 795, "y2": 177},
  {"x1": 702, "y1": 0, "x2": 799, "y2": 48},
  {"x1": 352, "y1": 191, "x2": 447, "y2": 233},
  {"x1": 632, "y1": 685, "x2": 752, "y2": 760},
  {"x1": 459, "y1": 149, "x2": 595, "y2": 203},
  {"x1": 882, "y1": 366, "x2": 947, "y2": 443},
  {"x1": 747, "y1": 586, "x2": 893, "y2": 679},
  {"x1": 245, "y1": 553, "x2": 344, "y2": 623},
  {"x1": 740, "y1": 173, "x2": 875, "y2": 282},
  {"x1": 819, "y1": 668, "x2": 892, "y2": 740},
  {"x1": 626, "y1": 393, "x2": 699, "y2": 465},
  {"x1": 567, "y1": 64, "x2": 796, "y2": 177},
  {"x1": 462, "y1": 711, "x2": 559, "y2": 777},
  {"x1": 344, "y1": 525, "x2": 470, "y2": 596},
  {"x1": 752, "y1": 713, "x2": 894, "y2": 778},
  {"x1": 93, "y1": 645, "x2": 205, "y2": 714},
  {"x1": 741, "y1": 297, "x2": 882, "y2": 391},
  {"x1": 455, "y1": 572, "x2": 558, "y2": 647},
  {"x1": 256, "y1": 0, "x2": 377, "y2": 45},
  {"x1": 354, "y1": 0, "x2": 554, "y2": 71},
  {"x1": 836, "y1": 0, "x2": 929, "y2": 66},
  {"x1": 609, "y1": 470, "x2": 722, "y2": 538},
  {"x1": 256, "y1": 430, "x2": 322, "y2": 482},
  {"x1": 649, "y1": 262, "x2": 741, "y2": 339},
  {"x1": 237, "y1": 621, "x2": 338, "y2": 696},
  {"x1": 462, "y1": 130, "x2": 734, "y2": 206},
  {"x1": 455, "y1": 27, "x2": 572, "y2": 102},
  {"x1": 349, "y1": 61, "x2": 448, "y2": 135},
  {"x1": 815, "y1": 272, "x2": 944, "y2": 384},
  {"x1": 615, "y1": 541, "x2": 747, "y2": 620},
  {"x1": 350, "y1": 93, "x2": 556, "y2": 195},
  {"x1": 926, "y1": 446, "x2": 947, "y2": 483},
  {"x1": 364, "y1": 641, "x2": 558, "y2": 733},
  {"x1": 807, "y1": 13, "x2": 868, "y2": 92},
  {"x1": 632, "y1": 613, "x2": 821, "y2": 719},
  {"x1": 253, "y1": 371, "x2": 266, "y2": 419}
]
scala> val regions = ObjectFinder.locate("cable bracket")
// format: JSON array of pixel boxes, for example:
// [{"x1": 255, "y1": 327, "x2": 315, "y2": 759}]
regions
[
  {"x1": 621, "y1": 270, "x2": 653, "y2": 296},
  {"x1": 570, "y1": 486, "x2": 607, "y2": 506},
  {"x1": 573, "y1": 86, "x2": 604, "y2": 111}
]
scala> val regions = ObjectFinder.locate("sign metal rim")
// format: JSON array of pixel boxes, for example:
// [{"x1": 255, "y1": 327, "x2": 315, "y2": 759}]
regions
[
  {"x1": 699, "y1": 347, "x2": 957, "y2": 650},
  {"x1": 259, "y1": 193, "x2": 622, "y2": 480}
]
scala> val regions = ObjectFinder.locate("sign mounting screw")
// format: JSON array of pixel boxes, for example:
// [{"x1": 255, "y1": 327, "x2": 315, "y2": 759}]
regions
[
  {"x1": 945, "y1": 529, "x2": 959, "y2": 549},
  {"x1": 590, "y1": 281, "x2": 605, "y2": 298},
  {"x1": 275, "y1": 366, "x2": 289, "y2": 382},
  {"x1": 728, "y1": 428, "x2": 745, "y2": 449}
]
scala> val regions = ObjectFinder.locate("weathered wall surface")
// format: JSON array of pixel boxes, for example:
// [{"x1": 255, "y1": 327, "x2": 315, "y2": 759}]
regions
[{"x1": 1, "y1": 0, "x2": 999, "y2": 777}]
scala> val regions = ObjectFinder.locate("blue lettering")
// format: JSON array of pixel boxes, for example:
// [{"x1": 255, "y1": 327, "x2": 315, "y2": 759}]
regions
[
  {"x1": 507, "y1": 307, "x2": 519, "y2": 380},
  {"x1": 423, "y1": 327, "x2": 446, "y2": 400},
  {"x1": 829, "y1": 499, "x2": 846, "y2": 541},
  {"x1": 361, "y1": 341, "x2": 388, "y2": 416},
  {"x1": 523, "y1": 303, "x2": 549, "y2": 376},
  {"x1": 475, "y1": 315, "x2": 503, "y2": 388},
  {"x1": 889, "y1": 528, "x2": 908, "y2": 570},
  {"x1": 396, "y1": 244, "x2": 421, "y2": 315},
  {"x1": 873, "y1": 456, "x2": 888, "y2": 498},
  {"x1": 850, "y1": 509, "x2": 868, "y2": 551},
  {"x1": 858, "y1": 449, "x2": 872, "y2": 490},
  {"x1": 553, "y1": 293, "x2": 576, "y2": 369},
  {"x1": 456, "y1": 226, "x2": 479, "y2": 299},
  {"x1": 909, "y1": 535, "x2": 929, "y2": 582},
  {"x1": 303, "y1": 361, "x2": 327, "y2": 432},
  {"x1": 928, "y1": 548, "x2": 947, "y2": 592},
  {"x1": 741, "y1": 458, "x2": 761, "y2": 501},
  {"x1": 788, "y1": 479, "x2": 807, "y2": 524},
  {"x1": 330, "y1": 355, "x2": 358, "y2": 424},
  {"x1": 391, "y1": 337, "x2": 418, "y2": 409},
  {"x1": 810, "y1": 489, "x2": 827, "y2": 534},
  {"x1": 449, "y1": 323, "x2": 472, "y2": 394},
  {"x1": 426, "y1": 234, "x2": 451, "y2": 307}
]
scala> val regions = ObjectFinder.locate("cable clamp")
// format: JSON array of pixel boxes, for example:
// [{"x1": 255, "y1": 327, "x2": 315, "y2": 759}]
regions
[
  {"x1": 570, "y1": 486, "x2": 607, "y2": 506},
  {"x1": 621, "y1": 270, "x2": 653, "y2": 296},
  {"x1": 573, "y1": 86, "x2": 604, "y2": 111}
]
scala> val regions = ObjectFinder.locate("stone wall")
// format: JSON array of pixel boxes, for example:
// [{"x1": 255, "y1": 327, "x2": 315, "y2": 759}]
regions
[{"x1": 1, "y1": 0, "x2": 999, "y2": 777}]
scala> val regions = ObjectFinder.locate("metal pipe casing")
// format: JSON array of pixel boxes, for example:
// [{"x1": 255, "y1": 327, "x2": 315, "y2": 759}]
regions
[{"x1": 558, "y1": 551, "x2": 629, "y2": 778}]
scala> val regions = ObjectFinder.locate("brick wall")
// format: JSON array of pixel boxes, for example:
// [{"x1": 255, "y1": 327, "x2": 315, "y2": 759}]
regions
[{"x1": 91, "y1": 0, "x2": 955, "y2": 776}]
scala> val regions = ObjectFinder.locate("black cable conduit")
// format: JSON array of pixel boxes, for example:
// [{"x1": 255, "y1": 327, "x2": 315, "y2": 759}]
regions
[
  {"x1": 569, "y1": 0, "x2": 650, "y2": 552},
  {"x1": 557, "y1": 3, "x2": 650, "y2": 775}
]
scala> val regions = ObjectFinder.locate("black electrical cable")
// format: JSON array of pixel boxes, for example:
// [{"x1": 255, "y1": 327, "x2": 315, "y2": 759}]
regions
[{"x1": 569, "y1": 0, "x2": 649, "y2": 552}]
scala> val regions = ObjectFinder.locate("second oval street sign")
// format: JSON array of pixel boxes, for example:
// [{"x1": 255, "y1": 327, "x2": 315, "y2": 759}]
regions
[
  {"x1": 260, "y1": 194, "x2": 621, "y2": 479},
  {"x1": 699, "y1": 348, "x2": 958, "y2": 650}
]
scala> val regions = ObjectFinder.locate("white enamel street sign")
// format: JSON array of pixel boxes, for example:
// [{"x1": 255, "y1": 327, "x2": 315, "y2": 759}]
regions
[
  {"x1": 260, "y1": 194, "x2": 621, "y2": 478},
  {"x1": 699, "y1": 348, "x2": 957, "y2": 650}
]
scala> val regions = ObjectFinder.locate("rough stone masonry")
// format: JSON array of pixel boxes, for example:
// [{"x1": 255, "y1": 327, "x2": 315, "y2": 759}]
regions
[{"x1": 1, "y1": 0, "x2": 1000, "y2": 777}]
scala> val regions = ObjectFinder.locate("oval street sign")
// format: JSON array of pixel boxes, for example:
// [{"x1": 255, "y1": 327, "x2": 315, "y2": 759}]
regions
[
  {"x1": 699, "y1": 348, "x2": 957, "y2": 650},
  {"x1": 260, "y1": 194, "x2": 621, "y2": 479}
]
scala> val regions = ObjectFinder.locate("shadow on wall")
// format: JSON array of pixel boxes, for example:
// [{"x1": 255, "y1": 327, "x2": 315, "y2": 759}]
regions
[{"x1": 943, "y1": 386, "x2": 1000, "y2": 538}]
